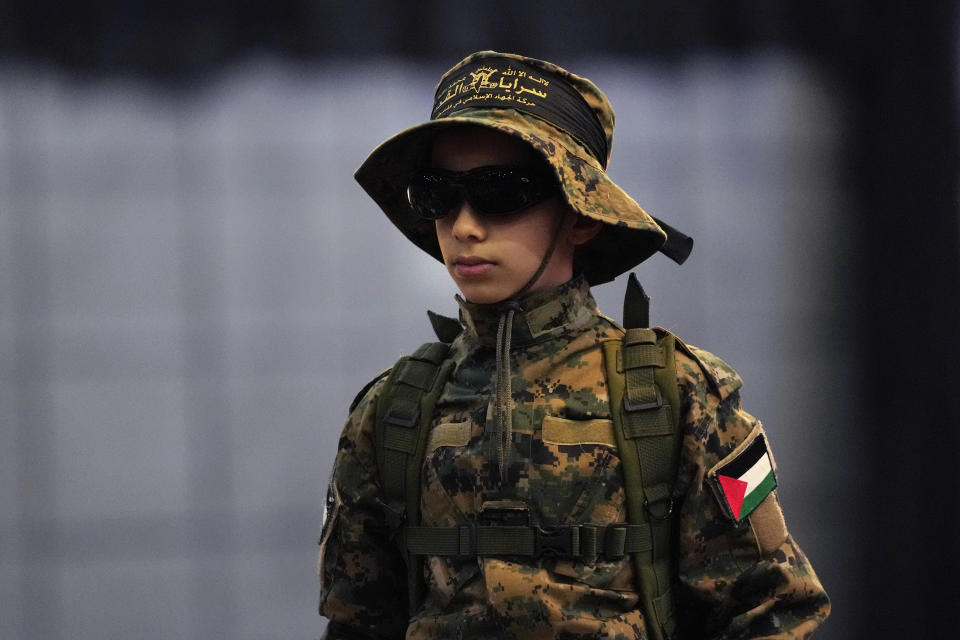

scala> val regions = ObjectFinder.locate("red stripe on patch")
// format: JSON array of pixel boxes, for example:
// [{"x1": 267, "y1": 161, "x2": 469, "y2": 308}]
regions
[{"x1": 718, "y1": 474, "x2": 748, "y2": 520}]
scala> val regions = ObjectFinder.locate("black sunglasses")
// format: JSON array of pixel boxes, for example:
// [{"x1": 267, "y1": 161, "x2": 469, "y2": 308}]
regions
[{"x1": 406, "y1": 165, "x2": 558, "y2": 220}]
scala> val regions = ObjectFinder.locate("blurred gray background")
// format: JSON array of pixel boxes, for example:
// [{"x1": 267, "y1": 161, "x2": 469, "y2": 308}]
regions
[{"x1": 1, "y1": 3, "x2": 957, "y2": 639}]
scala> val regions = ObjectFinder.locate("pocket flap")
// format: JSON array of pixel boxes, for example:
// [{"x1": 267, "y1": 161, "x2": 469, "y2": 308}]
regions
[
  {"x1": 542, "y1": 415, "x2": 616, "y2": 447},
  {"x1": 426, "y1": 420, "x2": 472, "y2": 453}
]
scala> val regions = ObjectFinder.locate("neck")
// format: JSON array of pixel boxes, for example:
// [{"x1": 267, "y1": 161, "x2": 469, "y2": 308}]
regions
[
  {"x1": 505, "y1": 209, "x2": 569, "y2": 301},
  {"x1": 457, "y1": 275, "x2": 595, "y2": 347}
]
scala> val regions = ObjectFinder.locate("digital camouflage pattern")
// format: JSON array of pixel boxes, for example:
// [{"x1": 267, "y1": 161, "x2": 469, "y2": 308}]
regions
[
  {"x1": 319, "y1": 277, "x2": 830, "y2": 639},
  {"x1": 354, "y1": 51, "x2": 668, "y2": 286}
]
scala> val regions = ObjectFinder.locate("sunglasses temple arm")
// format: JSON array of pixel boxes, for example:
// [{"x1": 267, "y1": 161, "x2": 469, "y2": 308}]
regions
[{"x1": 651, "y1": 216, "x2": 694, "y2": 265}]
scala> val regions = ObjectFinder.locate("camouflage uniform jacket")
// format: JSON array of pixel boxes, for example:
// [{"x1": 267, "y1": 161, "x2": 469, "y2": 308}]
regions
[{"x1": 319, "y1": 276, "x2": 829, "y2": 639}]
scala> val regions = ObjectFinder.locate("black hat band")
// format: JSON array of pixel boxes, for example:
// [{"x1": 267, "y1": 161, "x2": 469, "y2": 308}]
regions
[{"x1": 431, "y1": 57, "x2": 609, "y2": 167}]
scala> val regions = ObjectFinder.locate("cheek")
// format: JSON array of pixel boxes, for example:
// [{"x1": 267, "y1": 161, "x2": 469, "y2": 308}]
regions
[
  {"x1": 500, "y1": 230, "x2": 545, "y2": 259},
  {"x1": 498, "y1": 213, "x2": 556, "y2": 256},
  {"x1": 434, "y1": 220, "x2": 452, "y2": 258}
]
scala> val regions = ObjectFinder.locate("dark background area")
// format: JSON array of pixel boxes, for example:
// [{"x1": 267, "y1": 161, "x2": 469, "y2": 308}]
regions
[{"x1": 2, "y1": 2, "x2": 957, "y2": 638}]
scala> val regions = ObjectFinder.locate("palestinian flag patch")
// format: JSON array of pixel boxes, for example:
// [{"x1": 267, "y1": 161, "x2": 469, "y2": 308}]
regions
[{"x1": 709, "y1": 432, "x2": 777, "y2": 522}]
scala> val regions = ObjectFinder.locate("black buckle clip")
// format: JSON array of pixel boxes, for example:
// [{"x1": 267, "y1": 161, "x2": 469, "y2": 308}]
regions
[
  {"x1": 534, "y1": 525, "x2": 575, "y2": 557},
  {"x1": 623, "y1": 386, "x2": 663, "y2": 412},
  {"x1": 644, "y1": 496, "x2": 674, "y2": 521},
  {"x1": 383, "y1": 406, "x2": 420, "y2": 428}
]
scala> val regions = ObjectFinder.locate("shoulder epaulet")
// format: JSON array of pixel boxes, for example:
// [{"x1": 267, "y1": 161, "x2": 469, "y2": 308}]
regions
[
  {"x1": 675, "y1": 338, "x2": 743, "y2": 401},
  {"x1": 349, "y1": 368, "x2": 392, "y2": 414}
]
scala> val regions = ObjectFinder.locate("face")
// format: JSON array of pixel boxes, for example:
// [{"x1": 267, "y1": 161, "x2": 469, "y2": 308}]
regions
[{"x1": 431, "y1": 126, "x2": 587, "y2": 305}]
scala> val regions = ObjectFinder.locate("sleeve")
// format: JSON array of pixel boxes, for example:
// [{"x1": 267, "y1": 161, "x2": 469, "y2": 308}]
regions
[
  {"x1": 318, "y1": 374, "x2": 409, "y2": 640},
  {"x1": 672, "y1": 345, "x2": 830, "y2": 640}
]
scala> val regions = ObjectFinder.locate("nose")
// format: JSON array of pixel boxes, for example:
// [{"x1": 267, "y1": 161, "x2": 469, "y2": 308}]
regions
[{"x1": 449, "y1": 200, "x2": 487, "y2": 243}]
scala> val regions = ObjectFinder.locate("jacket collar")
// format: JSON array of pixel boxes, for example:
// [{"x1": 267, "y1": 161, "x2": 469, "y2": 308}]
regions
[{"x1": 456, "y1": 275, "x2": 597, "y2": 348}]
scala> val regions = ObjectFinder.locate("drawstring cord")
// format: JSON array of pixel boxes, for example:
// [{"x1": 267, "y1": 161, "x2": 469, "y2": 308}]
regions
[
  {"x1": 490, "y1": 212, "x2": 568, "y2": 486},
  {"x1": 494, "y1": 304, "x2": 517, "y2": 482}
]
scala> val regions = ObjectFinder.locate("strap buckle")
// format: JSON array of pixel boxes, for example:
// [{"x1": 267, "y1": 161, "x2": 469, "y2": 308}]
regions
[
  {"x1": 644, "y1": 496, "x2": 674, "y2": 521},
  {"x1": 623, "y1": 385, "x2": 663, "y2": 412},
  {"x1": 534, "y1": 525, "x2": 578, "y2": 558},
  {"x1": 383, "y1": 405, "x2": 420, "y2": 428}
]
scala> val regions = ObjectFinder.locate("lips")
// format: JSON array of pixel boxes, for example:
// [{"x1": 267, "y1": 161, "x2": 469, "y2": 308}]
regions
[{"x1": 453, "y1": 256, "x2": 495, "y2": 278}]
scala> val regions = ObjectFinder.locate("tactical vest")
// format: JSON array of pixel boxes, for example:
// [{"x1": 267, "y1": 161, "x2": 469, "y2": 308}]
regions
[{"x1": 371, "y1": 276, "x2": 682, "y2": 640}]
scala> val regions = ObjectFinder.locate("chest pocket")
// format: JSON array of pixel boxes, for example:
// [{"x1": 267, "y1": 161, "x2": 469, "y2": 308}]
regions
[
  {"x1": 542, "y1": 415, "x2": 617, "y2": 447},
  {"x1": 421, "y1": 419, "x2": 476, "y2": 526},
  {"x1": 536, "y1": 416, "x2": 637, "y2": 594},
  {"x1": 531, "y1": 415, "x2": 627, "y2": 525},
  {"x1": 426, "y1": 420, "x2": 472, "y2": 453}
]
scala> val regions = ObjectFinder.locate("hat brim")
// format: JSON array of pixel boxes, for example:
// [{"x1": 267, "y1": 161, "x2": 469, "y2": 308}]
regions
[{"x1": 354, "y1": 107, "x2": 666, "y2": 286}]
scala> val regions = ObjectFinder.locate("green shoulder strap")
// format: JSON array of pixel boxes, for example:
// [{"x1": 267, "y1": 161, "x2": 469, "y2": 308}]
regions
[
  {"x1": 602, "y1": 277, "x2": 683, "y2": 640},
  {"x1": 375, "y1": 341, "x2": 454, "y2": 615}
]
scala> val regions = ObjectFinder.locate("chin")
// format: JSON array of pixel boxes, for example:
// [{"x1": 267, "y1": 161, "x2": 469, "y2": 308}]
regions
[{"x1": 457, "y1": 282, "x2": 512, "y2": 305}]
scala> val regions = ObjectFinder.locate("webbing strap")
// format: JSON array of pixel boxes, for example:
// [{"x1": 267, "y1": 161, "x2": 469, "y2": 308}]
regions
[
  {"x1": 394, "y1": 359, "x2": 439, "y2": 391},
  {"x1": 603, "y1": 328, "x2": 681, "y2": 640},
  {"x1": 624, "y1": 327, "x2": 658, "y2": 345},
  {"x1": 413, "y1": 341, "x2": 449, "y2": 365},
  {"x1": 405, "y1": 524, "x2": 652, "y2": 558},
  {"x1": 623, "y1": 409, "x2": 673, "y2": 438},
  {"x1": 375, "y1": 341, "x2": 453, "y2": 615},
  {"x1": 620, "y1": 343, "x2": 665, "y2": 369}
]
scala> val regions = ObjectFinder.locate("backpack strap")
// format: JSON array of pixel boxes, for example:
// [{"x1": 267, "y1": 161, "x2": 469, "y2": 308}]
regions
[
  {"x1": 602, "y1": 327, "x2": 682, "y2": 640},
  {"x1": 375, "y1": 341, "x2": 453, "y2": 615},
  {"x1": 349, "y1": 368, "x2": 392, "y2": 414}
]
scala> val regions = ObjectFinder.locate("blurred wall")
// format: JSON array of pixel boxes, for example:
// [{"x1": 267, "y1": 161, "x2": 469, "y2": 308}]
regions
[{"x1": 1, "y1": 53, "x2": 856, "y2": 639}]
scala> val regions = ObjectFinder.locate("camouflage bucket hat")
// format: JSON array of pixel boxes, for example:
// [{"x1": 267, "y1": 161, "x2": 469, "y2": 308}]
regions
[{"x1": 355, "y1": 51, "x2": 686, "y2": 286}]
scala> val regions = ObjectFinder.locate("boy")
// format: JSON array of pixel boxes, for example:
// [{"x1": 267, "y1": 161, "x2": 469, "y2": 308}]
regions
[{"x1": 319, "y1": 51, "x2": 829, "y2": 639}]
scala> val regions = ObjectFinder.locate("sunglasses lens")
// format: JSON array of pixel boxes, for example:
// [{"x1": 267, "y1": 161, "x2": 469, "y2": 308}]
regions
[
  {"x1": 407, "y1": 172, "x2": 459, "y2": 220},
  {"x1": 467, "y1": 168, "x2": 553, "y2": 215},
  {"x1": 407, "y1": 166, "x2": 556, "y2": 220}
]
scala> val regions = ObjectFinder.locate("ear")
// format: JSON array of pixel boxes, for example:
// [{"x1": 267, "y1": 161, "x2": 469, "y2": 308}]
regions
[{"x1": 566, "y1": 212, "x2": 603, "y2": 247}]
